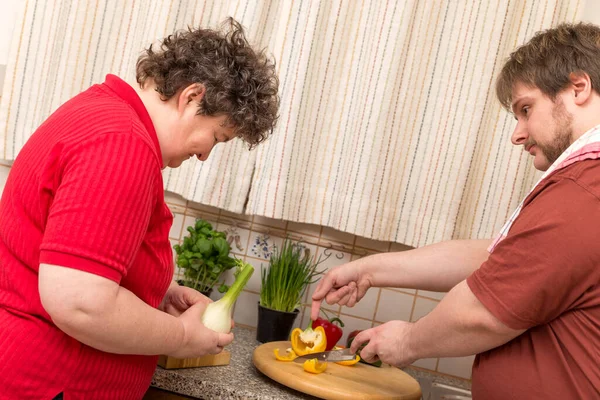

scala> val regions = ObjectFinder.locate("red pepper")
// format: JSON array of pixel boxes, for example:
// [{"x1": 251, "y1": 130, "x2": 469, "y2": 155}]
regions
[{"x1": 311, "y1": 317, "x2": 345, "y2": 351}]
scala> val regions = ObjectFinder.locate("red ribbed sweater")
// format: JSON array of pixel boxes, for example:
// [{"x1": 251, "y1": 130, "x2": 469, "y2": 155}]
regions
[{"x1": 0, "y1": 75, "x2": 174, "y2": 399}]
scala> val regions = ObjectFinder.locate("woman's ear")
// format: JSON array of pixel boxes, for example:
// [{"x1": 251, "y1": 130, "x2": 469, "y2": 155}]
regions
[
  {"x1": 569, "y1": 72, "x2": 592, "y2": 106},
  {"x1": 177, "y1": 83, "x2": 206, "y2": 114}
]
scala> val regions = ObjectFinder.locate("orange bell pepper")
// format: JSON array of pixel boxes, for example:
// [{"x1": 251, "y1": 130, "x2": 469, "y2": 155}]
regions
[
  {"x1": 335, "y1": 355, "x2": 360, "y2": 366},
  {"x1": 273, "y1": 347, "x2": 297, "y2": 361},
  {"x1": 303, "y1": 358, "x2": 327, "y2": 374},
  {"x1": 290, "y1": 325, "x2": 327, "y2": 356}
]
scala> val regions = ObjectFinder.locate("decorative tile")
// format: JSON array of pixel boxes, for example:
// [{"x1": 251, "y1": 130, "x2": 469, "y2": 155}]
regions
[
  {"x1": 411, "y1": 297, "x2": 439, "y2": 322},
  {"x1": 320, "y1": 226, "x2": 355, "y2": 245},
  {"x1": 355, "y1": 236, "x2": 390, "y2": 252},
  {"x1": 242, "y1": 256, "x2": 268, "y2": 293},
  {"x1": 338, "y1": 315, "x2": 373, "y2": 348},
  {"x1": 169, "y1": 213, "x2": 184, "y2": 239},
  {"x1": 437, "y1": 355, "x2": 475, "y2": 379},
  {"x1": 417, "y1": 290, "x2": 446, "y2": 301},
  {"x1": 164, "y1": 191, "x2": 187, "y2": 206},
  {"x1": 287, "y1": 221, "x2": 321, "y2": 237},
  {"x1": 341, "y1": 287, "x2": 380, "y2": 320},
  {"x1": 217, "y1": 222, "x2": 251, "y2": 256},
  {"x1": 375, "y1": 289, "x2": 414, "y2": 323},
  {"x1": 232, "y1": 291, "x2": 260, "y2": 328},
  {"x1": 252, "y1": 215, "x2": 287, "y2": 229},
  {"x1": 247, "y1": 232, "x2": 284, "y2": 260}
]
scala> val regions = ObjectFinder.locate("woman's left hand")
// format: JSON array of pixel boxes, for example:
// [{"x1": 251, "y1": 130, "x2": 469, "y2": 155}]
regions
[{"x1": 159, "y1": 284, "x2": 210, "y2": 317}]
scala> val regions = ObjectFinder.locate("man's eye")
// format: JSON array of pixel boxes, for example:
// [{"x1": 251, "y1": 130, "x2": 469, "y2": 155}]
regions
[{"x1": 522, "y1": 106, "x2": 529, "y2": 115}]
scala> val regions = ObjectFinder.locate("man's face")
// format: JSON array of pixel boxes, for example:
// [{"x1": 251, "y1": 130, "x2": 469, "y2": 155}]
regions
[{"x1": 510, "y1": 82, "x2": 574, "y2": 171}]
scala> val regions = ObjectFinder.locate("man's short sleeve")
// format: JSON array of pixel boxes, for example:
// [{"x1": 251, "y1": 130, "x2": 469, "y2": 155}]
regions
[{"x1": 467, "y1": 177, "x2": 600, "y2": 330}]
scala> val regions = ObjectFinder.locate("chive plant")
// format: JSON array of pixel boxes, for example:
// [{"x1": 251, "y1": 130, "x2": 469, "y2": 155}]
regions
[{"x1": 260, "y1": 238, "x2": 325, "y2": 312}]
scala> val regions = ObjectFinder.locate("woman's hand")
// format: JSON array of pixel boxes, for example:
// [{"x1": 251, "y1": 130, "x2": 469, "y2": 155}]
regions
[
  {"x1": 169, "y1": 301, "x2": 235, "y2": 358},
  {"x1": 159, "y1": 283, "x2": 209, "y2": 317},
  {"x1": 310, "y1": 260, "x2": 372, "y2": 320}
]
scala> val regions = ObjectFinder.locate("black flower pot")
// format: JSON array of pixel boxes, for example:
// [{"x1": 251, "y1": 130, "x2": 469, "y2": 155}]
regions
[{"x1": 256, "y1": 303, "x2": 299, "y2": 343}]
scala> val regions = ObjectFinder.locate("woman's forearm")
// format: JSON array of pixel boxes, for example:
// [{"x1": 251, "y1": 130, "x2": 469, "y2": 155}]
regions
[{"x1": 39, "y1": 264, "x2": 184, "y2": 356}]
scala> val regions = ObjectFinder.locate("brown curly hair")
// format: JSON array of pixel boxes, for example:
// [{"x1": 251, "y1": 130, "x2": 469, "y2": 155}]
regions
[
  {"x1": 136, "y1": 17, "x2": 279, "y2": 148},
  {"x1": 496, "y1": 22, "x2": 600, "y2": 111}
]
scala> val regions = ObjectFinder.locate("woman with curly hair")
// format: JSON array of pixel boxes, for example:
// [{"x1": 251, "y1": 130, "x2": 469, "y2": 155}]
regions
[{"x1": 0, "y1": 18, "x2": 279, "y2": 400}]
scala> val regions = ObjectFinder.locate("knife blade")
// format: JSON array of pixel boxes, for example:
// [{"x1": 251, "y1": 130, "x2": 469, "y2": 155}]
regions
[{"x1": 293, "y1": 348, "x2": 356, "y2": 363}]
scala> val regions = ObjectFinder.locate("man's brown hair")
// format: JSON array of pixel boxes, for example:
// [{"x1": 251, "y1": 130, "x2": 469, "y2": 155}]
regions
[
  {"x1": 136, "y1": 17, "x2": 279, "y2": 148},
  {"x1": 496, "y1": 22, "x2": 600, "y2": 110}
]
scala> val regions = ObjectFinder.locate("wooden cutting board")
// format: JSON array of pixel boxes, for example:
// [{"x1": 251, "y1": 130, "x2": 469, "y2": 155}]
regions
[{"x1": 252, "y1": 341, "x2": 422, "y2": 400}]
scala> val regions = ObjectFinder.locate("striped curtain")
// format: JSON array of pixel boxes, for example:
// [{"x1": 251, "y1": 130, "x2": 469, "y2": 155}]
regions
[{"x1": 0, "y1": 0, "x2": 583, "y2": 247}]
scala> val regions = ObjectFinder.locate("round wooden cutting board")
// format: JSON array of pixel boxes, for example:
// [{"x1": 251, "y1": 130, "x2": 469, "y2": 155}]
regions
[{"x1": 252, "y1": 341, "x2": 422, "y2": 400}]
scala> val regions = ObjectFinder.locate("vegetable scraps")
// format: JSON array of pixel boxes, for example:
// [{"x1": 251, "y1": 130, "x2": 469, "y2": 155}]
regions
[
  {"x1": 200, "y1": 259, "x2": 254, "y2": 333},
  {"x1": 274, "y1": 323, "x2": 359, "y2": 374}
]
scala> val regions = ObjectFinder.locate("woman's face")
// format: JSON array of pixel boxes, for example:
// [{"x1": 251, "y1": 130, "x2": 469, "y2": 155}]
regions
[
  {"x1": 159, "y1": 84, "x2": 236, "y2": 168},
  {"x1": 165, "y1": 110, "x2": 235, "y2": 168}
]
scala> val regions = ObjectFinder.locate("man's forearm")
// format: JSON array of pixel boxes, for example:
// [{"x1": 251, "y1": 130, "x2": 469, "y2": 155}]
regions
[
  {"x1": 365, "y1": 239, "x2": 492, "y2": 292},
  {"x1": 407, "y1": 280, "x2": 524, "y2": 359}
]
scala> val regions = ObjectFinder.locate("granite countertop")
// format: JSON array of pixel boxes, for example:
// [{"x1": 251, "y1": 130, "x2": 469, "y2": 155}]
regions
[{"x1": 151, "y1": 327, "x2": 471, "y2": 400}]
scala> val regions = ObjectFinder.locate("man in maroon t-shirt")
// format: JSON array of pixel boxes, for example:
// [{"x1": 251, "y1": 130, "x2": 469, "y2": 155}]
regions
[{"x1": 311, "y1": 23, "x2": 600, "y2": 399}]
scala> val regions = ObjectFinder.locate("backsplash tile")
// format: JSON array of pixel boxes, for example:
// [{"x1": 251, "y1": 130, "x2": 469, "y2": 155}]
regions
[
  {"x1": 340, "y1": 287, "x2": 379, "y2": 320},
  {"x1": 411, "y1": 297, "x2": 439, "y2": 322},
  {"x1": 375, "y1": 289, "x2": 414, "y2": 322}
]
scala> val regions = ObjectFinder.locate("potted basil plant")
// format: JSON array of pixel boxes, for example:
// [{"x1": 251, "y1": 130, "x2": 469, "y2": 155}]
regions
[
  {"x1": 173, "y1": 218, "x2": 237, "y2": 296},
  {"x1": 257, "y1": 238, "x2": 326, "y2": 343}
]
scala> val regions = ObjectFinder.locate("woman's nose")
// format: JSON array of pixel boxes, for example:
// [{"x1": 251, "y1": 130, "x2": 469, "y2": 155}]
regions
[
  {"x1": 511, "y1": 121, "x2": 527, "y2": 145},
  {"x1": 198, "y1": 147, "x2": 213, "y2": 161}
]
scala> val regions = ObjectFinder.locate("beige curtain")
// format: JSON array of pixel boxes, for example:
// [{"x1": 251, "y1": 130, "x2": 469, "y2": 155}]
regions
[{"x1": 0, "y1": 0, "x2": 584, "y2": 247}]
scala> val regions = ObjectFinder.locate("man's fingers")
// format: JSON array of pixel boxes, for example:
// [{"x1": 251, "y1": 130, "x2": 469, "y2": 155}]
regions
[
  {"x1": 350, "y1": 328, "x2": 374, "y2": 353},
  {"x1": 310, "y1": 299, "x2": 322, "y2": 321},
  {"x1": 311, "y1": 276, "x2": 334, "y2": 301}
]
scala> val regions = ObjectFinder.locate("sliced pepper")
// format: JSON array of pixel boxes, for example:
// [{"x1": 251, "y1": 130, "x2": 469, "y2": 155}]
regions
[
  {"x1": 335, "y1": 355, "x2": 360, "y2": 366},
  {"x1": 290, "y1": 325, "x2": 327, "y2": 356},
  {"x1": 312, "y1": 317, "x2": 345, "y2": 351},
  {"x1": 273, "y1": 347, "x2": 297, "y2": 361},
  {"x1": 303, "y1": 358, "x2": 328, "y2": 374}
]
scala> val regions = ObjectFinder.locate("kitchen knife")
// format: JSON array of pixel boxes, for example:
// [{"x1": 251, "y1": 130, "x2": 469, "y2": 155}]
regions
[{"x1": 293, "y1": 348, "x2": 356, "y2": 363}]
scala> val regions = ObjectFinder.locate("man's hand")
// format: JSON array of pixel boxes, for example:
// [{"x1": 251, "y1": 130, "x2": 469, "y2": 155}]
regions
[
  {"x1": 310, "y1": 260, "x2": 372, "y2": 320},
  {"x1": 349, "y1": 321, "x2": 416, "y2": 367},
  {"x1": 159, "y1": 283, "x2": 210, "y2": 317}
]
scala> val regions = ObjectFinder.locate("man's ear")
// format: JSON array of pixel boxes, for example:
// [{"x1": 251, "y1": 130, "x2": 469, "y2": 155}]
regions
[
  {"x1": 178, "y1": 83, "x2": 205, "y2": 114},
  {"x1": 569, "y1": 72, "x2": 592, "y2": 106}
]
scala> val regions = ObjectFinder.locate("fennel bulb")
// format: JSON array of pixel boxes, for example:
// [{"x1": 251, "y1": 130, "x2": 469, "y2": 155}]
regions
[{"x1": 201, "y1": 260, "x2": 254, "y2": 333}]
